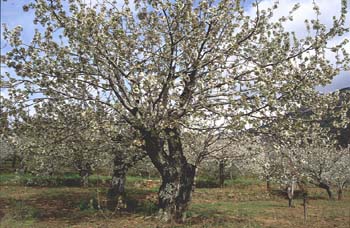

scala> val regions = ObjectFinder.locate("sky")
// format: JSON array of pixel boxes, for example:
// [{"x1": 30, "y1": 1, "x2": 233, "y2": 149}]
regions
[{"x1": 1, "y1": 0, "x2": 349, "y2": 93}]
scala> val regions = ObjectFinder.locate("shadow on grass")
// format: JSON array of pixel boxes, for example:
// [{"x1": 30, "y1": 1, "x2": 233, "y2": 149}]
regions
[{"x1": 1, "y1": 186, "x2": 161, "y2": 225}]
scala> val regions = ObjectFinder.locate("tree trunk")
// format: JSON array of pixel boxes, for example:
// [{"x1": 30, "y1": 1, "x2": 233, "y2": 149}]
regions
[
  {"x1": 287, "y1": 183, "x2": 294, "y2": 208},
  {"x1": 326, "y1": 187, "x2": 333, "y2": 200},
  {"x1": 79, "y1": 170, "x2": 90, "y2": 187},
  {"x1": 266, "y1": 175, "x2": 271, "y2": 192},
  {"x1": 158, "y1": 162, "x2": 196, "y2": 222},
  {"x1": 192, "y1": 166, "x2": 197, "y2": 192},
  {"x1": 12, "y1": 154, "x2": 17, "y2": 170},
  {"x1": 303, "y1": 192, "x2": 308, "y2": 222},
  {"x1": 288, "y1": 197, "x2": 293, "y2": 208},
  {"x1": 17, "y1": 158, "x2": 26, "y2": 174},
  {"x1": 319, "y1": 182, "x2": 333, "y2": 200},
  {"x1": 219, "y1": 160, "x2": 225, "y2": 188},
  {"x1": 337, "y1": 188, "x2": 343, "y2": 201},
  {"x1": 107, "y1": 154, "x2": 128, "y2": 211},
  {"x1": 79, "y1": 162, "x2": 92, "y2": 187},
  {"x1": 142, "y1": 128, "x2": 196, "y2": 223}
]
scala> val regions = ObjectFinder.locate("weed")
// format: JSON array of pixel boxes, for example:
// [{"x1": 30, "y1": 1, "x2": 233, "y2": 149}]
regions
[
  {"x1": 10, "y1": 200, "x2": 40, "y2": 220},
  {"x1": 77, "y1": 196, "x2": 99, "y2": 211}
]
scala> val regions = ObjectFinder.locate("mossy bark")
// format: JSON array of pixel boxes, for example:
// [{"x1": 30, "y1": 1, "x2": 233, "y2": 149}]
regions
[
  {"x1": 142, "y1": 127, "x2": 196, "y2": 223},
  {"x1": 107, "y1": 154, "x2": 127, "y2": 211},
  {"x1": 157, "y1": 163, "x2": 196, "y2": 222}
]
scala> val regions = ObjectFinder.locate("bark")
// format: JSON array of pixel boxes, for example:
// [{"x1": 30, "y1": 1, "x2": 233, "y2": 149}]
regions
[
  {"x1": 325, "y1": 187, "x2": 333, "y2": 200},
  {"x1": 192, "y1": 167, "x2": 197, "y2": 192},
  {"x1": 106, "y1": 147, "x2": 145, "y2": 211},
  {"x1": 318, "y1": 182, "x2": 333, "y2": 200},
  {"x1": 219, "y1": 160, "x2": 225, "y2": 188},
  {"x1": 266, "y1": 175, "x2": 271, "y2": 192},
  {"x1": 142, "y1": 128, "x2": 196, "y2": 223},
  {"x1": 287, "y1": 184, "x2": 294, "y2": 208},
  {"x1": 78, "y1": 163, "x2": 92, "y2": 187},
  {"x1": 79, "y1": 170, "x2": 90, "y2": 187},
  {"x1": 337, "y1": 188, "x2": 343, "y2": 201},
  {"x1": 303, "y1": 193, "x2": 308, "y2": 222},
  {"x1": 106, "y1": 154, "x2": 128, "y2": 211},
  {"x1": 158, "y1": 162, "x2": 196, "y2": 222},
  {"x1": 17, "y1": 159, "x2": 26, "y2": 174},
  {"x1": 11, "y1": 154, "x2": 17, "y2": 170}
]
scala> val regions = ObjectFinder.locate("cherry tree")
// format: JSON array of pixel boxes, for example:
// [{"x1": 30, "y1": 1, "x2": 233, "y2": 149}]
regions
[
  {"x1": 0, "y1": 137, "x2": 16, "y2": 169},
  {"x1": 237, "y1": 138, "x2": 280, "y2": 191},
  {"x1": 329, "y1": 146, "x2": 350, "y2": 200},
  {"x1": 246, "y1": 133, "x2": 349, "y2": 202},
  {"x1": 295, "y1": 142, "x2": 349, "y2": 200},
  {"x1": 202, "y1": 136, "x2": 258, "y2": 188},
  {"x1": 4, "y1": 102, "x2": 110, "y2": 177},
  {"x1": 2, "y1": 0, "x2": 349, "y2": 222}
]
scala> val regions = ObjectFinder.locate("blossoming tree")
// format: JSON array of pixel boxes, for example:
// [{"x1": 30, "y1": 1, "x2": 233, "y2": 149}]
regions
[{"x1": 1, "y1": 0, "x2": 349, "y2": 222}]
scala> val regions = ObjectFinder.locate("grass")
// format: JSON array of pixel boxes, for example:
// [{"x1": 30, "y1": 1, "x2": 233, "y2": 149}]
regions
[
  {"x1": 0, "y1": 172, "x2": 113, "y2": 187},
  {"x1": 225, "y1": 176, "x2": 263, "y2": 187},
  {"x1": 0, "y1": 173, "x2": 349, "y2": 228},
  {"x1": 0, "y1": 172, "x2": 161, "y2": 189}
]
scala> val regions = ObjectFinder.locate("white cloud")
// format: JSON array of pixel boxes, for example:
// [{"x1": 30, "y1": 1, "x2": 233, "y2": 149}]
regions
[
  {"x1": 248, "y1": 0, "x2": 349, "y2": 37},
  {"x1": 246, "y1": 0, "x2": 350, "y2": 91}
]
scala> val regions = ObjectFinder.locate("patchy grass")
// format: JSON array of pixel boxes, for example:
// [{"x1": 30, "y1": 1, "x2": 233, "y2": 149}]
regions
[
  {"x1": 0, "y1": 174, "x2": 349, "y2": 228},
  {"x1": 0, "y1": 172, "x2": 113, "y2": 187},
  {"x1": 0, "y1": 173, "x2": 161, "y2": 189},
  {"x1": 225, "y1": 176, "x2": 263, "y2": 187}
]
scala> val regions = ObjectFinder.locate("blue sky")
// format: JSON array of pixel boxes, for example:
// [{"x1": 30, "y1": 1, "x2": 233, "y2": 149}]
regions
[{"x1": 1, "y1": 0, "x2": 349, "y2": 93}]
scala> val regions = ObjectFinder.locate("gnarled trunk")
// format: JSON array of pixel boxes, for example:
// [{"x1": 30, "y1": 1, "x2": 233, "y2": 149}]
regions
[
  {"x1": 142, "y1": 127, "x2": 196, "y2": 223},
  {"x1": 107, "y1": 153, "x2": 128, "y2": 211},
  {"x1": 318, "y1": 182, "x2": 333, "y2": 200},
  {"x1": 158, "y1": 162, "x2": 196, "y2": 222}
]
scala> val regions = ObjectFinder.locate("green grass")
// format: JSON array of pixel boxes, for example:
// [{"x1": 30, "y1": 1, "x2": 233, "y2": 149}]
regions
[
  {"x1": 225, "y1": 176, "x2": 263, "y2": 187},
  {"x1": 0, "y1": 173, "x2": 33, "y2": 184},
  {"x1": 0, "y1": 216, "x2": 37, "y2": 228},
  {"x1": 0, "y1": 172, "x2": 157, "y2": 187},
  {"x1": 190, "y1": 200, "x2": 280, "y2": 219}
]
